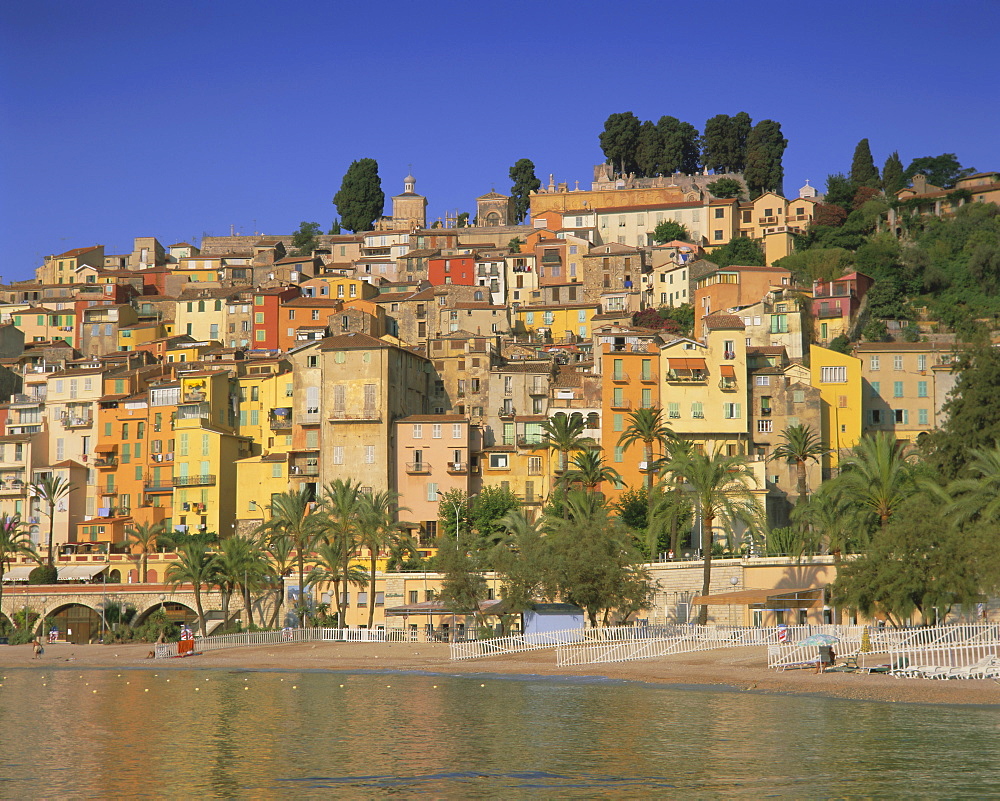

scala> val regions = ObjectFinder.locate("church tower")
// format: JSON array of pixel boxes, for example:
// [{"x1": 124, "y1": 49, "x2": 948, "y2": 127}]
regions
[{"x1": 391, "y1": 172, "x2": 427, "y2": 229}]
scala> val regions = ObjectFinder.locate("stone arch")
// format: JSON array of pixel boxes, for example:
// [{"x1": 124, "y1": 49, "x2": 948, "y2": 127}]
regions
[
  {"x1": 46, "y1": 602, "x2": 104, "y2": 644},
  {"x1": 132, "y1": 600, "x2": 197, "y2": 628},
  {"x1": 108, "y1": 569, "x2": 121, "y2": 583}
]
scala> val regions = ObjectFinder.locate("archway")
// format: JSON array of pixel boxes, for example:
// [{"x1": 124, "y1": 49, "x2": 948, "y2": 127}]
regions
[
  {"x1": 133, "y1": 601, "x2": 197, "y2": 628},
  {"x1": 47, "y1": 603, "x2": 104, "y2": 644}
]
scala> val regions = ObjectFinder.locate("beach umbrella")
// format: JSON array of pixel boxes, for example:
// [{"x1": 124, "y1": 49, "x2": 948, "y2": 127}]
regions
[{"x1": 797, "y1": 633, "x2": 840, "y2": 647}]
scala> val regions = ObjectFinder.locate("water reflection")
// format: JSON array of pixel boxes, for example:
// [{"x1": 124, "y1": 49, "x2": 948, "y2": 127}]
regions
[{"x1": 0, "y1": 668, "x2": 997, "y2": 798}]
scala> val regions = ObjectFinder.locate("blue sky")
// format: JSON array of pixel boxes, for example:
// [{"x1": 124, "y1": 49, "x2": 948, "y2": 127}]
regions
[{"x1": 1, "y1": 0, "x2": 997, "y2": 280}]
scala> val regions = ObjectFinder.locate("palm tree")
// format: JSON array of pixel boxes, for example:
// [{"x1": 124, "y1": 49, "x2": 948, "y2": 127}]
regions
[
  {"x1": 617, "y1": 407, "x2": 673, "y2": 509},
  {"x1": 357, "y1": 490, "x2": 409, "y2": 629},
  {"x1": 166, "y1": 540, "x2": 217, "y2": 636},
  {"x1": 667, "y1": 449, "x2": 763, "y2": 624},
  {"x1": 659, "y1": 437, "x2": 696, "y2": 557},
  {"x1": 256, "y1": 489, "x2": 320, "y2": 627},
  {"x1": 0, "y1": 515, "x2": 36, "y2": 625},
  {"x1": 563, "y1": 449, "x2": 621, "y2": 494},
  {"x1": 263, "y1": 530, "x2": 297, "y2": 628},
  {"x1": 944, "y1": 441, "x2": 1000, "y2": 524},
  {"x1": 317, "y1": 479, "x2": 365, "y2": 626},
  {"x1": 770, "y1": 424, "x2": 829, "y2": 505},
  {"x1": 539, "y1": 412, "x2": 595, "y2": 483},
  {"x1": 30, "y1": 474, "x2": 74, "y2": 568},
  {"x1": 312, "y1": 541, "x2": 369, "y2": 626},
  {"x1": 125, "y1": 521, "x2": 167, "y2": 583},
  {"x1": 212, "y1": 534, "x2": 265, "y2": 629},
  {"x1": 791, "y1": 482, "x2": 870, "y2": 560},
  {"x1": 833, "y1": 432, "x2": 916, "y2": 532}
]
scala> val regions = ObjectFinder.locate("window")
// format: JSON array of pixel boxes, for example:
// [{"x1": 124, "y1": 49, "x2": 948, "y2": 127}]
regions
[
  {"x1": 871, "y1": 409, "x2": 883, "y2": 425},
  {"x1": 305, "y1": 430, "x2": 319, "y2": 449},
  {"x1": 755, "y1": 375, "x2": 770, "y2": 386},
  {"x1": 413, "y1": 424, "x2": 422, "y2": 439},
  {"x1": 838, "y1": 395, "x2": 848, "y2": 408},
  {"x1": 365, "y1": 446, "x2": 375, "y2": 464},
  {"x1": 613, "y1": 413, "x2": 623, "y2": 432},
  {"x1": 715, "y1": 207, "x2": 725, "y2": 218},
  {"x1": 691, "y1": 402, "x2": 704, "y2": 418},
  {"x1": 893, "y1": 381, "x2": 904, "y2": 398},
  {"x1": 452, "y1": 424, "x2": 462, "y2": 439},
  {"x1": 713, "y1": 230, "x2": 723, "y2": 241},
  {"x1": 820, "y1": 366, "x2": 847, "y2": 383},
  {"x1": 871, "y1": 381, "x2": 880, "y2": 395},
  {"x1": 918, "y1": 408, "x2": 929, "y2": 425},
  {"x1": 272, "y1": 463, "x2": 283, "y2": 478},
  {"x1": 894, "y1": 409, "x2": 908, "y2": 424},
  {"x1": 894, "y1": 355, "x2": 903, "y2": 371},
  {"x1": 870, "y1": 356, "x2": 880, "y2": 370},
  {"x1": 641, "y1": 388, "x2": 652, "y2": 408},
  {"x1": 613, "y1": 445, "x2": 624, "y2": 463},
  {"x1": 917, "y1": 381, "x2": 928, "y2": 398},
  {"x1": 333, "y1": 446, "x2": 344, "y2": 464},
  {"x1": 489, "y1": 453, "x2": 509, "y2": 469},
  {"x1": 757, "y1": 419, "x2": 773, "y2": 433},
  {"x1": 917, "y1": 354, "x2": 927, "y2": 371},
  {"x1": 432, "y1": 424, "x2": 442, "y2": 439},
  {"x1": 723, "y1": 403, "x2": 741, "y2": 419},
  {"x1": 770, "y1": 314, "x2": 788, "y2": 334},
  {"x1": 254, "y1": 312, "x2": 265, "y2": 323},
  {"x1": 528, "y1": 456, "x2": 542, "y2": 475},
  {"x1": 668, "y1": 402, "x2": 680, "y2": 419}
]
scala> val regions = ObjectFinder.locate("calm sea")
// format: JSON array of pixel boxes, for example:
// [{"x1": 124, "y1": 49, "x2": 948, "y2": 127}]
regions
[{"x1": 0, "y1": 666, "x2": 997, "y2": 798}]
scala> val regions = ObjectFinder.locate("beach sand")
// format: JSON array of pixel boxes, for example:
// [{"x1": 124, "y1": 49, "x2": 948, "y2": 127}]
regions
[{"x1": 4, "y1": 640, "x2": 999, "y2": 706}]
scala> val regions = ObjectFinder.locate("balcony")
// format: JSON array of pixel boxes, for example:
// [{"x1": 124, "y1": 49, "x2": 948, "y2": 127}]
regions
[
  {"x1": 666, "y1": 371, "x2": 708, "y2": 383},
  {"x1": 498, "y1": 406, "x2": 516, "y2": 418},
  {"x1": 517, "y1": 436, "x2": 544, "y2": 449},
  {"x1": 93, "y1": 456, "x2": 118, "y2": 468},
  {"x1": 760, "y1": 408, "x2": 772, "y2": 416},
  {"x1": 0, "y1": 481, "x2": 26, "y2": 495},
  {"x1": 528, "y1": 383, "x2": 548, "y2": 395},
  {"x1": 183, "y1": 390, "x2": 207, "y2": 403},
  {"x1": 446, "y1": 461, "x2": 467, "y2": 474},
  {"x1": 758, "y1": 216, "x2": 779, "y2": 225},
  {"x1": 269, "y1": 409, "x2": 293, "y2": 430},
  {"x1": 405, "y1": 462, "x2": 431, "y2": 475},
  {"x1": 719, "y1": 379, "x2": 738, "y2": 392},
  {"x1": 289, "y1": 464, "x2": 320, "y2": 477},
  {"x1": 610, "y1": 372, "x2": 629, "y2": 383},
  {"x1": 299, "y1": 411, "x2": 321, "y2": 424},
  {"x1": 610, "y1": 398, "x2": 632, "y2": 410},
  {"x1": 639, "y1": 372, "x2": 656, "y2": 383},
  {"x1": 62, "y1": 414, "x2": 93, "y2": 428},
  {"x1": 144, "y1": 480, "x2": 174, "y2": 493},
  {"x1": 329, "y1": 409, "x2": 381, "y2": 422},
  {"x1": 172, "y1": 474, "x2": 216, "y2": 487}
]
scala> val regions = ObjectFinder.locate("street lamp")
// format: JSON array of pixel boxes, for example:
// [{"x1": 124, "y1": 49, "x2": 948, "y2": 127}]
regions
[
  {"x1": 39, "y1": 596, "x2": 47, "y2": 640},
  {"x1": 436, "y1": 491, "x2": 477, "y2": 551}
]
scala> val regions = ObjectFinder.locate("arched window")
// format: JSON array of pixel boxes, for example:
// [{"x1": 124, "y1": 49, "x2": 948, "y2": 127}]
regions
[{"x1": 586, "y1": 412, "x2": 599, "y2": 429}]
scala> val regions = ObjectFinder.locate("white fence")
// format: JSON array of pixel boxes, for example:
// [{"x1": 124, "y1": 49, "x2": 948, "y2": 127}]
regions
[
  {"x1": 887, "y1": 624, "x2": 1000, "y2": 678},
  {"x1": 154, "y1": 626, "x2": 414, "y2": 659}
]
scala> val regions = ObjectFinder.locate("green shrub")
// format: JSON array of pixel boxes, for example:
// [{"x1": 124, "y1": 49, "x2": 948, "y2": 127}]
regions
[{"x1": 28, "y1": 565, "x2": 58, "y2": 585}]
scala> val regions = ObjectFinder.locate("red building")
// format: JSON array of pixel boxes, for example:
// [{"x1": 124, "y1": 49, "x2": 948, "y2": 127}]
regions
[
  {"x1": 812, "y1": 271, "x2": 874, "y2": 332},
  {"x1": 251, "y1": 287, "x2": 299, "y2": 350},
  {"x1": 428, "y1": 255, "x2": 475, "y2": 286}
]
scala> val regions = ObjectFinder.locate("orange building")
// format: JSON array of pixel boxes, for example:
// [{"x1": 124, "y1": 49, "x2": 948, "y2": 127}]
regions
[
  {"x1": 694, "y1": 265, "x2": 793, "y2": 337},
  {"x1": 598, "y1": 329, "x2": 662, "y2": 501}
]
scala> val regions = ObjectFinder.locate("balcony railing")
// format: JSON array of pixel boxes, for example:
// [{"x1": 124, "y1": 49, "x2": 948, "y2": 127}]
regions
[
  {"x1": 62, "y1": 415, "x2": 93, "y2": 428},
  {"x1": 299, "y1": 411, "x2": 321, "y2": 424},
  {"x1": 329, "y1": 409, "x2": 380, "y2": 421},
  {"x1": 406, "y1": 462, "x2": 431, "y2": 474},
  {"x1": 498, "y1": 406, "x2": 516, "y2": 418},
  {"x1": 611, "y1": 372, "x2": 629, "y2": 383},
  {"x1": 517, "y1": 436, "x2": 545, "y2": 449},
  {"x1": 666, "y1": 371, "x2": 708, "y2": 383},
  {"x1": 446, "y1": 461, "x2": 467, "y2": 474},
  {"x1": 171, "y1": 474, "x2": 216, "y2": 487},
  {"x1": 93, "y1": 457, "x2": 118, "y2": 468},
  {"x1": 269, "y1": 418, "x2": 293, "y2": 430},
  {"x1": 290, "y1": 465, "x2": 320, "y2": 477},
  {"x1": 144, "y1": 481, "x2": 174, "y2": 492},
  {"x1": 610, "y1": 398, "x2": 632, "y2": 410}
]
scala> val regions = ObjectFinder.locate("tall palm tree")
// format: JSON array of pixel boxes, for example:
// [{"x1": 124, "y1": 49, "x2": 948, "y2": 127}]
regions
[
  {"x1": 539, "y1": 412, "x2": 595, "y2": 484},
  {"x1": 312, "y1": 541, "x2": 369, "y2": 626},
  {"x1": 166, "y1": 540, "x2": 217, "y2": 636},
  {"x1": 264, "y1": 530, "x2": 297, "y2": 628},
  {"x1": 213, "y1": 534, "x2": 265, "y2": 629},
  {"x1": 357, "y1": 490, "x2": 409, "y2": 629},
  {"x1": 563, "y1": 449, "x2": 621, "y2": 494},
  {"x1": 833, "y1": 432, "x2": 916, "y2": 532},
  {"x1": 30, "y1": 474, "x2": 74, "y2": 568},
  {"x1": 770, "y1": 424, "x2": 829, "y2": 505},
  {"x1": 125, "y1": 521, "x2": 167, "y2": 583},
  {"x1": 317, "y1": 479, "x2": 365, "y2": 626},
  {"x1": 617, "y1": 407, "x2": 673, "y2": 508},
  {"x1": 0, "y1": 515, "x2": 36, "y2": 625},
  {"x1": 659, "y1": 437, "x2": 696, "y2": 557},
  {"x1": 944, "y1": 441, "x2": 1000, "y2": 524},
  {"x1": 667, "y1": 450, "x2": 763, "y2": 624},
  {"x1": 256, "y1": 489, "x2": 320, "y2": 627}
]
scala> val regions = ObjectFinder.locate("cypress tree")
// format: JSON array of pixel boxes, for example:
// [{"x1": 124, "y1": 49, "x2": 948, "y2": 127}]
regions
[
  {"x1": 882, "y1": 151, "x2": 905, "y2": 195},
  {"x1": 701, "y1": 114, "x2": 733, "y2": 173},
  {"x1": 744, "y1": 120, "x2": 787, "y2": 198},
  {"x1": 635, "y1": 121, "x2": 663, "y2": 177},
  {"x1": 850, "y1": 138, "x2": 880, "y2": 189},
  {"x1": 599, "y1": 112, "x2": 641, "y2": 175},
  {"x1": 333, "y1": 158, "x2": 385, "y2": 233},
  {"x1": 508, "y1": 158, "x2": 541, "y2": 224}
]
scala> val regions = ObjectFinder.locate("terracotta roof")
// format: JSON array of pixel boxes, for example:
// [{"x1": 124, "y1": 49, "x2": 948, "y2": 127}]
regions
[
  {"x1": 396, "y1": 414, "x2": 467, "y2": 423},
  {"x1": 747, "y1": 346, "x2": 787, "y2": 356},
  {"x1": 702, "y1": 314, "x2": 746, "y2": 331},
  {"x1": 54, "y1": 245, "x2": 102, "y2": 260},
  {"x1": 318, "y1": 332, "x2": 396, "y2": 351}
]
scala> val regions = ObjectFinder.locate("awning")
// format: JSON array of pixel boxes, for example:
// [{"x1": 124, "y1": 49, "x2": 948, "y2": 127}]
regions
[
  {"x1": 668, "y1": 357, "x2": 708, "y2": 372},
  {"x1": 57, "y1": 564, "x2": 109, "y2": 582},
  {"x1": 1, "y1": 566, "x2": 35, "y2": 582},
  {"x1": 692, "y1": 587, "x2": 824, "y2": 610},
  {"x1": 719, "y1": 364, "x2": 736, "y2": 378}
]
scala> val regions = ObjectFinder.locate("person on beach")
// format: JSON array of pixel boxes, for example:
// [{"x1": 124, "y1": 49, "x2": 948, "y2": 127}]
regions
[
  {"x1": 32, "y1": 639, "x2": 43, "y2": 659},
  {"x1": 816, "y1": 645, "x2": 835, "y2": 673}
]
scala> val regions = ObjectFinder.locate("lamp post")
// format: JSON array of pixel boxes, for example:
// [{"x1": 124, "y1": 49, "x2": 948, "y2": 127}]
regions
[
  {"x1": 729, "y1": 575, "x2": 740, "y2": 628},
  {"x1": 436, "y1": 491, "x2": 477, "y2": 552},
  {"x1": 39, "y1": 596, "x2": 47, "y2": 640}
]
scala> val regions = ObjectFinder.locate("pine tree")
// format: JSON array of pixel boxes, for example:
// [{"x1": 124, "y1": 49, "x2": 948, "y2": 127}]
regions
[
  {"x1": 333, "y1": 158, "x2": 385, "y2": 233},
  {"x1": 729, "y1": 111, "x2": 753, "y2": 172},
  {"x1": 508, "y1": 158, "x2": 541, "y2": 224},
  {"x1": 701, "y1": 114, "x2": 733, "y2": 173},
  {"x1": 635, "y1": 121, "x2": 663, "y2": 177},
  {"x1": 850, "y1": 138, "x2": 880, "y2": 189},
  {"x1": 882, "y1": 151, "x2": 905, "y2": 195},
  {"x1": 599, "y1": 112, "x2": 641, "y2": 175},
  {"x1": 744, "y1": 120, "x2": 788, "y2": 198},
  {"x1": 656, "y1": 116, "x2": 700, "y2": 175}
]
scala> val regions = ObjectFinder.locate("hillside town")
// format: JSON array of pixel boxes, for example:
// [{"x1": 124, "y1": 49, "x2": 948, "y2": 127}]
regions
[{"x1": 2, "y1": 160, "x2": 999, "y2": 640}]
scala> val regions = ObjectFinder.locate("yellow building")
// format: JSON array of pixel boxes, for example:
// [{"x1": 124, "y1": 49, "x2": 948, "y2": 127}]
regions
[
  {"x1": 174, "y1": 288, "x2": 232, "y2": 342},
  {"x1": 118, "y1": 322, "x2": 168, "y2": 352},
  {"x1": 172, "y1": 371, "x2": 251, "y2": 536},
  {"x1": 736, "y1": 192, "x2": 819, "y2": 265},
  {"x1": 660, "y1": 315, "x2": 749, "y2": 453},
  {"x1": 513, "y1": 303, "x2": 596, "y2": 342},
  {"x1": 12, "y1": 307, "x2": 76, "y2": 347},
  {"x1": 809, "y1": 344, "x2": 862, "y2": 468}
]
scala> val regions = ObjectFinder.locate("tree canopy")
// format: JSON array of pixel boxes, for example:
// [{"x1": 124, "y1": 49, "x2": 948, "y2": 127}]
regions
[
  {"x1": 903, "y1": 153, "x2": 975, "y2": 189},
  {"x1": 705, "y1": 177, "x2": 744, "y2": 199},
  {"x1": 333, "y1": 158, "x2": 385, "y2": 232},
  {"x1": 849, "y1": 138, "x2": 880, "y2": 189},
  {"x1": 599, "y1": 112, "x2": 641, "y2": 175},
  {"x1": 707, "y1": 236, "x2": 765, "y2": 269},
  {"x1": 743, "y1": 120, "x2": 787, "y2": 197},
  {"x1": 291, "y1": 221, "x2": 322, "y2": 255},
  {"x1": 651, "y1": 220, "x2": 690, "y2": 243}
]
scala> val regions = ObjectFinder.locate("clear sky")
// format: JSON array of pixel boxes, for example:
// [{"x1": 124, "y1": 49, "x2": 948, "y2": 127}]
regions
[{"x1": 1, "y1": 0, "x2": 997, "y2": 280}]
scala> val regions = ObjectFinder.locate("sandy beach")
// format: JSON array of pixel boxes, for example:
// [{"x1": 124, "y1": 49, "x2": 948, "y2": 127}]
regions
[{"x1": 3, "y1": 640, "x2": 998, "y2": 706}]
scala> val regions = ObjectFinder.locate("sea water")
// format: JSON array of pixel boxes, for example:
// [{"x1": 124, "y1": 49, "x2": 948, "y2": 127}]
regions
[{"x1": 0, "y1": 667, "x2": 997, "y2": 798}]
